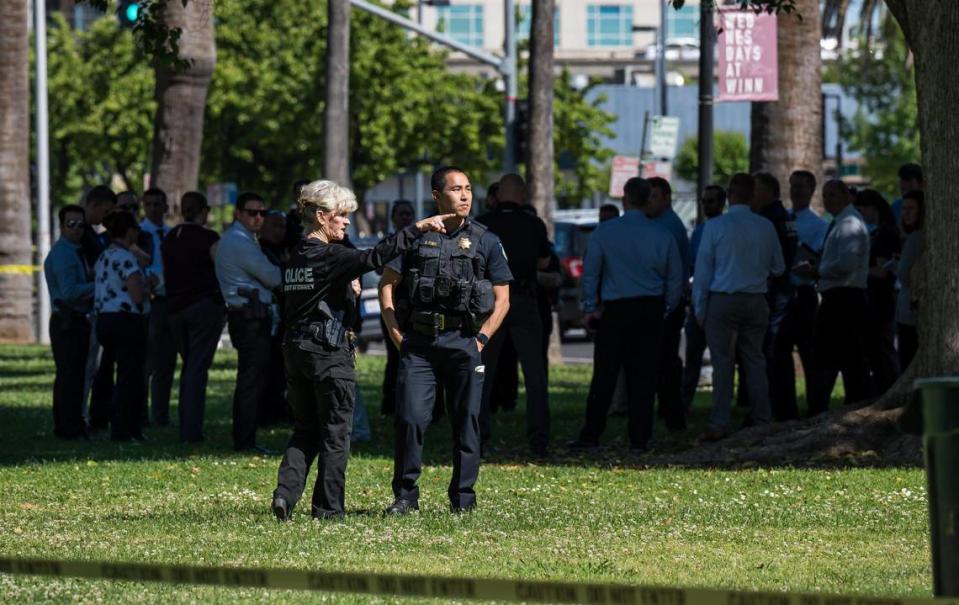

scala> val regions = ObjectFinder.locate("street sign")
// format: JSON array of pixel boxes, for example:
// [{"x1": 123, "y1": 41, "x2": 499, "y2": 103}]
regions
[
  {"x1": 608, "y1": 155, "x2": 641, "y2": 197},
  {"x1": 648, "y1": 116, "x2": 680, "y2": 159}
]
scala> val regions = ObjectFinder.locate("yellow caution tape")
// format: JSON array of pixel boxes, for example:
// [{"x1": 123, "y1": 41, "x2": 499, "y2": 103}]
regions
[
  {"x1": 0, "y1": 557, "x2": 952, "y2": 605},
  {"x1": 0, "y1": 265, "x2": 39, "y2": 275}
]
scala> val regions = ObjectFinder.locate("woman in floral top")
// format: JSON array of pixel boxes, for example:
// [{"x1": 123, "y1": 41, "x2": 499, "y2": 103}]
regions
[{"x1": 94, "y1": 211, "x2": 151, "y2": 441}]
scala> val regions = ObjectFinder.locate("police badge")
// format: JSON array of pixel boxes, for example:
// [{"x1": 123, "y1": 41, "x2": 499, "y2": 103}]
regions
[{"x1": 458, "y1": 237, "x2": 472, "y2": 250}]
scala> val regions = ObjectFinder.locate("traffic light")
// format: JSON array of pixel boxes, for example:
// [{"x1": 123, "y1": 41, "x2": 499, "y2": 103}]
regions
[{"x1": 117, "y1": 1, "x2": 141, "y2": 29}]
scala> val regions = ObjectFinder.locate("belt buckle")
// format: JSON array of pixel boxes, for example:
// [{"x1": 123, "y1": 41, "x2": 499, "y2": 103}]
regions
[{"x1": 436, "y1": 313, "x2": 446, "y2": 331}]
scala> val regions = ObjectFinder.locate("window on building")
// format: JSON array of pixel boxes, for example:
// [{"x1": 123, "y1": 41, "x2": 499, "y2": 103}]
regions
[
  {"x1": 436, "y1": 4, "x2": 485, "y2": 48},
  {"x1": 518, "y1": 5, "x2": 561, "y2": 47},
  {"x1": 587, "y1": 5, "x2": 634, "y2": 47},
  {"x1": 667, "y1": 4, "x2": 698, "y2": 40}
]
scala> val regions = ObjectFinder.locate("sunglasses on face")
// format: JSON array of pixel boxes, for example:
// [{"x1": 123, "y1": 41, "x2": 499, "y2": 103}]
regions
[
  {"x1": 64, "y1": 219, "x2": 85, "y2": 229},
  {"x1": 243, "y1": 209, "x2": 268, "y2": 217}
]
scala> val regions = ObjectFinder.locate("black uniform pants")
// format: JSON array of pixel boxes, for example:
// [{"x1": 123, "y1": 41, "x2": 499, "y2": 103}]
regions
[
  {"x1": 260, "y1": 331, "x2": 289, "y2": 426},
  {"x1": 792, "y1": 285, "x2": 819, "y2": 401},
  {"x1": 489, "y1": 336, "x2": 518, "y2": 413},
  {"x1": 393, "y1": 330, "x2": 484, "y2": 509},
  {"x1": 765, "y1": 290, "x2": 798, "y2": 421},
  {"x1": 480, "y1": 292, "x2": 550, "y2": 450},
  {"x1": 808, "y1": 288, "x2": 871, "y2": 415},
  {"x1": 227, "y1": 310, "x2": 271, "y2": 451},
  {"x1": 169, "y1": 297, "x2": 225, "y2": 442},
  {"x1": 381, "y1": 317, "x2": 446, "y2": 419},
  {"x1": 579, "y1": 297, "x2": 664, "y2": 449},
  {"x1": 50, "y1": 311, "x2": 91, "y2": 439},
  {"x1": 146, "y1": 297, "x2": 178, "y2": 426},
  {"x1": 656, "y1": 303, "x2": 686, "y2": 430},
  {"x1": 275, "y1": 345, "x2": 355, "y2": 517},
  {"x1": 95, "y1": 312, "x2": 147, "y2": 440}
]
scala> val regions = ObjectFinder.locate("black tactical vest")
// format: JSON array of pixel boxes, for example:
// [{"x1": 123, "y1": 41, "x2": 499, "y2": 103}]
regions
[{"x1": 403, "y1": 221, "x2": 492, "y2": 317}]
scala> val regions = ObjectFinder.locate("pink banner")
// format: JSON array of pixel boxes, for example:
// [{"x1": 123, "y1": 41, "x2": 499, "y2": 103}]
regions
[{"x1": 717, "y1": 8, "x2": 778, "y2": 102}]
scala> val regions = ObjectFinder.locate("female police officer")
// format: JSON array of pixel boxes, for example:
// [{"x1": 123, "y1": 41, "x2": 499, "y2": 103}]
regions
[{"x1": 271, "y1": 180, "x2": 451, "y2": 521}]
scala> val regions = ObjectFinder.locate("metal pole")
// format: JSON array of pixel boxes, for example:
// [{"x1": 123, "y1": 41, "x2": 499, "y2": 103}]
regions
[
  {"x1": 351, "y1": 0, "x2": 504, "y2": 67},
  {"x1": 657, "y1": 0, "x2": 667, "y2": 117},
  {"x1": 834, "y1": 96, "x2": 843, "y2": 177},
  {"x1": 414, "y1": 169, "x2": 424, "y2": 219},
  {"x1": 696, "y1": 0, "x2": 715, "y2": 212},
  {"x1": 416, "y1": 0, "x2": 423, "y2": 25},
  {"x1": 35, "y1": 0, "x2": 51, "y2": 345},
  {"x1": 503, "y1": 0, "x2": 517, "y2": 172}
]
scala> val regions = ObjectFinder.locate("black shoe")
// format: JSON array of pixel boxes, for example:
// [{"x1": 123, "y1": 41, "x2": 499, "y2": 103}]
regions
[
  {"x1": 272, "y1": 496, "x2": 291, "y2": 521},
  {"x1": 384, "y1": 498, "x2": 419, "y2": 515},
  {"x1": 628, "y1": 445, "x2": 649, "y2": 456},
  {"x1": 566, "y1": 438, "x2": 599, "y2": 451},
  {"x1": 450, "y1": 502, "x2": 475, "y2": 514}
]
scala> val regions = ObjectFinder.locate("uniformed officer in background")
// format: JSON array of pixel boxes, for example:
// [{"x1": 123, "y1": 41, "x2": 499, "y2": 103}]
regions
[
  {"x1": 271, "y1": 180, "x2": 450, "y2": 521},
  {"x1": 379, "y1": 166, "x2": 512, "y2": 514},
  {"x1": 475, "y1": 173, "x2": 552, "y2": 457}
]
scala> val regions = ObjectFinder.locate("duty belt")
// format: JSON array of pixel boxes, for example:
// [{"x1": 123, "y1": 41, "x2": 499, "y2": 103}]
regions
[{"x1": 411, "y1": 311, "x2": 466, "y2": 335}]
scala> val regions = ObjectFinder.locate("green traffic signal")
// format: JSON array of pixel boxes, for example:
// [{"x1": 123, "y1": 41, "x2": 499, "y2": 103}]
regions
[{"x1": 118, "y1": 1, "x2": 140, "y2": 29}]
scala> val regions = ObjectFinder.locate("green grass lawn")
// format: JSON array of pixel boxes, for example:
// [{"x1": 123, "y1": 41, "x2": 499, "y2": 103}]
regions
[{"x1": 0, "y1": 345, "x2": 931, "y2": 603}]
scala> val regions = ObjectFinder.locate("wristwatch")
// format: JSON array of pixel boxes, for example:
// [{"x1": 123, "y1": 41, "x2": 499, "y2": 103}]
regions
[{"x1": 476, "y1": 333, "x2": 490, "y2": 347}]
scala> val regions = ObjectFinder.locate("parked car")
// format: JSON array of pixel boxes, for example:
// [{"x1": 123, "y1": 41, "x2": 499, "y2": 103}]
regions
[
  {"x1": 350, "y1": 236, "x2": 386, "y2": 351},
  {"x1": 553, "y1": 209, "x2": 599, "y2": 340}
]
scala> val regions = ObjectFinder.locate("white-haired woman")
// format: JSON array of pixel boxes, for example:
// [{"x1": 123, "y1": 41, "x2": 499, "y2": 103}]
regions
[{"x1": 272, "y1": 180, "x2": 451, "y2": 521}]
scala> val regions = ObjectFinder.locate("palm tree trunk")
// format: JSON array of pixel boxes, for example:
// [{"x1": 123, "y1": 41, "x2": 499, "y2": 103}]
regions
[
  {"x1": 749, "y1": 0, "x2": 823, "y2": 211},
  {"x1": 527, "y1": 0, "x2": 554, "y2": 226},
  {"x1": 0, "y1": 0, "x2": 34, "y2": 342},
  {"x1": 527, "y1": 0, "x2": 559, "y2": 363},
  {"x1": 150, "y1": 0, "x2": 216, "y2": 212},
  {"x1": 325, "y1": 0, "x2": 351, "y2": 189}
]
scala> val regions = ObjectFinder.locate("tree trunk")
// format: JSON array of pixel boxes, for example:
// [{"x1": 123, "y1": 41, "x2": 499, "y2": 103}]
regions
[
  {"x1": 150, "y1": 0, "x2": 216, "y2": 213},
  {"x1": 749, "y1": 0, "x2": 823, "y2": 211},
  {"x1": 884, "y1": 0, "x2": 959, "y2": 384},
  {"x1": 527, "y1": 0, "x2": 554, "y2": 227},
  {"x1": 0, "y1": 0, "x2": 34, "y2": 343},
  {"x1": 528, "y1": 0, "x2": 560, "y2": 364},
  {"x1": 325, "y1": 0, "x2": 351, "y2": 190}
]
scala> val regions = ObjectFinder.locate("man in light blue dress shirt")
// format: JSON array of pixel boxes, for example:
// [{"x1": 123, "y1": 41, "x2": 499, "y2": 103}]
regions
[
  {"x1": 215, "y1": 192, "x2": 282, "y2": 453},
  {"x1": 646, "y1": 177, "x2": 691, "y2": 431},
  {"x1": 568, "y1": 177, "x2": 683, "y2": 453},
  {"x1": 787, "y1": 170, "x2": 828, "y2": 400},
  {"x1": 44, "y1": 205, "x2": 96, "y2": 439},
  {"x1": 681, "y1": 185, "x2": 726, "y2": 410},
  {"x1": 693, "y1": 173, "x2": 785, "y2": 440},
  {"x1": 140, "y1": 188, "x2": 178, "y2": 427}
]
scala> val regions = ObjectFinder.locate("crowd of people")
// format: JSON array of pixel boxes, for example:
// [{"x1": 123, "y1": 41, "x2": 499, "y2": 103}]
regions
[
  {"x1": 566, "y1": 164, "x2": 925, "y2": 449},
  {"x1": 42, "y1": 162, "x2": 924, "y2": 513}
]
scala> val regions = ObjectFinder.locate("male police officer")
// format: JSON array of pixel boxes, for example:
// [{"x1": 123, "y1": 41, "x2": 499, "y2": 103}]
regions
[
  {"x1": 379, "y1": 166, "x2": 512, "y2": 514},
  {"x1": 475, "y1": 174, "x2": 552, "y2": 457}
]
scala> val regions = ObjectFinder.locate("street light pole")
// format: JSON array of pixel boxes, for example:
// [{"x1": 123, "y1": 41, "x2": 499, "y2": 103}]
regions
[
  {"x1": 35, "y1": 0, "x2": 51, "y2": 345},
  {"x1": 657, "y1": 0, "x2": 667, "y2": 116},
  {"x1": 696, "y1": 0, "x2": 715, "y2": 210},
  {"x1": 503, "y1": 0, "x2": 518, "y2": 172}
]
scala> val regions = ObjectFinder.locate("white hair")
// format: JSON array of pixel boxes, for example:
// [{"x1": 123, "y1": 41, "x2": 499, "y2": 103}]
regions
[{"x1": 297, "y1": 180, "x2": 358, "y2": 219}]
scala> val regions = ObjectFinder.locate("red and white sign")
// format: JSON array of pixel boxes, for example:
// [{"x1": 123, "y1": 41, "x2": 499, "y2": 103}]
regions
[
  {"x1": 717, "y1": 8, "x2": 778, "y2": 102},
  {"x1": 641, "y1": 161, "x2": 672, "y2": 182},
  {"x1": 608, "y1": 155, "x2": 641, "y2": 197}
]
